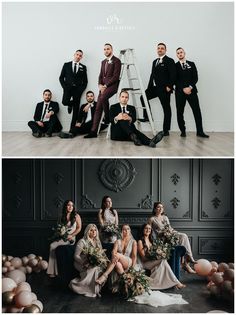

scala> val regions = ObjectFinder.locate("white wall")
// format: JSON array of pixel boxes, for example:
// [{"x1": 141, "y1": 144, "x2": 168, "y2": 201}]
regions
[{"x1": 2, "y1": 2, "x2": 234, "y2": 132}]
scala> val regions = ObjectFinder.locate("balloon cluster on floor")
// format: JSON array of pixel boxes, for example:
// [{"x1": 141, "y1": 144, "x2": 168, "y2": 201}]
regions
[
  {"x1": 194, "y1": 259, "x2": 234, "y2": 302},
  {"x1": 2, "y1": 254, "x2": 48, "y2": 313}
]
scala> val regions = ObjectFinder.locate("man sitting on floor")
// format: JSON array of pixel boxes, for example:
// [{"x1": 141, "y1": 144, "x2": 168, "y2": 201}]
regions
[
  {"x1": 109, "y1": 90, "x2": 164, "y2": 147},
  {"x1": 28, "y1": 89, "x2": 62, "y2": 138},
  {"x1": 59, "y1": 91, "x2": 106, "y2": 138}
]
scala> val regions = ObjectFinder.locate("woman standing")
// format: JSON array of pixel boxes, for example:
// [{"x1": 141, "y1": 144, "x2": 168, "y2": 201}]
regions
[
  {"x1": 47, "y1": 200, "x2": 82, "y2": 277},
  {"x1": 96, "y1": 224, "x2": 137, "y2": 287},
  {"x1": 98, "y1": 196, "x2": 119, "y2": 259},
  {"x1": 69, "y1": 224, "x2": 105, "y2": 298},
  {"x1": 148, "y1": 201, "x2": 195, "y2": 274},
  {"x1": 137, "y1": 224, "x2": 186, "y2": 289}
]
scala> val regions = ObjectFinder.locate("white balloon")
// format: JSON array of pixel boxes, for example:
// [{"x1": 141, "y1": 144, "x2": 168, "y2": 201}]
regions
[
  {"x1": 15, "y1": 282, "x2": 31, "y2": 295},
  {"x1": 39, "y1": 260, "x2": 48, "y2": 270},
  {"x1": 25, "y1": 266, "x2": 32, "y2": 274},
  {"x1": 11, "y1": 257, "x2": 22, "y2": 268},
  {"x1": 31, "y1": 292, "x2": 37, "y2": 302},
  {"x1": 4, "y1": 261, "x2": 11, "y2": 267},
  {"x1": 2, "y1": 267, "x2": 8, "y2": 273},
  {"x1": 33, "y1": 300, "x2": 43, "y2": 312},
  {"x1": 2, "y1": 277, "x2": 17, "y2": 293},
  {"x1": 7, "y1": 266, "x2": 15, "y2": 272},
  {"x1": 27, "y1": 254, "x2": 36, "y2": 260},
  {"x1": 21, "y1": 257, "x2": 29, "y2": 266}
]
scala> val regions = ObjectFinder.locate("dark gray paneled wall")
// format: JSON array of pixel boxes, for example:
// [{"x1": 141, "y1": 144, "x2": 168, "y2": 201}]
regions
[{"x1": 2, "y1": 159, "x2": 234, "y2": 261}]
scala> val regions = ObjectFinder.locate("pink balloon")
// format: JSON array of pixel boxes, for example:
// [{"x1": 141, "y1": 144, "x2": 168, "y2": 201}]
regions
[
  {"x1": 210, "y1": 261, "x2": 219, "y2": 269},
  {"x1": 15, "y1": 291, "x2": 33, "y2": 308},
  {"x1": 33, "y1": 300, "x2": 43, "y2": 312},
  {"x1": 194, "y1": 259, "x2": 212, "y2": 276},
  {"x1": 25, "y1": 266, "x2": 32, "y2": 274},
  {"x1": 4, "y1": 261, "x2": 11, "y2": 267},
  {"x1": 218, "y1": 263, "x2": 229, "y2": 273},
  {"x1": 228, "y1": 262, "x2": 234, "y2": 269},
  {"x1": 7, "y1": 270, "x2": 26, "y2": 284},
  {"x1": 39, "y1": 260, "x2": 48, "y2": 270},
  {"x1": 211, "y1": 272, "x2": 224, "y2": 286},
  {"x1": 223, "y1": 268, "x2": 234, "y2": 281},
  {"x1": 21, "y1": 257, "x2": 29, "y2": 266},
  {"x1": 2, "y1": 277, "x2": 17, "y2": 293},
  {"x1": 11, "y1": 257, "x2": 22, "y2": 268},
  {"x1": 15, "y1": 282, "x2": 31, "y2": 295},
  {"x1": 28, "y1": 259, "x2": 38, "y2": 267}
]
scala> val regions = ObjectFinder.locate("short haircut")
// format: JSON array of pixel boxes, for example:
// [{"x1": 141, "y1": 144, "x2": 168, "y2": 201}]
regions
[
  {"x1": 157, "y1": 42, "x2": 166, "y2": 49},
  {"x1": 76, "y1": 49, "x2": 83, "y2": 54},
  {"x1": 119, "y1": 90, "x2": 129, "y2": 97},
  {"x1": 176, "y1": 47, "x2": 184, "y2": 51},
  {"x1": 86, "y1": 90, "x2": 94, "y2": 95},
  {"x1": 104, "y1": 43, "x2": 113, "y2": 49},
  {"x1": 43, "y1": 89, "x2": 51, "y2": 94}
]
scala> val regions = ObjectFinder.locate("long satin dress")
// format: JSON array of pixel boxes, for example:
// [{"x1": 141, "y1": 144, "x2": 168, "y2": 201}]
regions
[
  {"x1": 149, "y1": 215, "x2": 194, "y2": 260},
  {"x1": 47, "y1": 218, "x2": 77, "y2": 276}
]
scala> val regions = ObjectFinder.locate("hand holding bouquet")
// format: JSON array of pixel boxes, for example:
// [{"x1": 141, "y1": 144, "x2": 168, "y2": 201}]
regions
[
  {"x1": 49, "y1": 223, "x2": 71, "y2": 243},
  {"x1": 147, "y1": 239, "x2": 172, "y2": 260},
  {"x1": 82, "y1": 245, "x2": 109, "y2": 270}
]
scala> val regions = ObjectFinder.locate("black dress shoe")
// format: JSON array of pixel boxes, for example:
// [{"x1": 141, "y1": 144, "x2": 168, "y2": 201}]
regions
[
  {"x1": 163, "y1": 131, "x2": 169, "y2": 136},
  {"x1": 68, "y1": 106, "x2": 72, "y2": 114},
  {"x1": 180, "y1": 131, "x2": 186, "y2": 137},
  {"x1": 197, "y1": 132, "x2": 209, "y2": 138},
  {"x1": 84, "y1": 132, "x2": 97, "y2": 138},
  {"x1": 32, "y1": 132, "x2": 42, "y2": 138},
  {"x1": 149, "y1": 131, "x2": 164, "y2": 147},
  {"x1": 59, "y1": 132, "x2": 74, "y2": 139},
  {"x1": 130, "y1": 133, "x2": 142, "y2": 146},
  {"x1": 138, "y1": 118, "x2": 149, "y2": 122}
]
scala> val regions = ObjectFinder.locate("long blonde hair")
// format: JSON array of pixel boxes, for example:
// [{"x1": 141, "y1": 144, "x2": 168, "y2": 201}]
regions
[{"x1": 83, "y1": 224, "x2": 102, "y2": 248}]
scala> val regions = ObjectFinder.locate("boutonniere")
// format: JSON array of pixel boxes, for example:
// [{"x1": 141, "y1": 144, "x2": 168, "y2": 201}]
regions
[{"x1": 108, "y1": 60, "x2": 113, "y2": 64}]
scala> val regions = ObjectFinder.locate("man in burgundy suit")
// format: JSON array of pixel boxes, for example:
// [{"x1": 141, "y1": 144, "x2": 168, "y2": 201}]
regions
[{"x1": 84, "y1": 43, "x2": 121, "y2": 138}]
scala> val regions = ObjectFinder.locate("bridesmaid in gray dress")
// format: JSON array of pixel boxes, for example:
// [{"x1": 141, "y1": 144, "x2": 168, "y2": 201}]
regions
[
  {"x1": 95, "y1": 224, "x2": 137, "y2": 287},
  {"x1": 137, "y1": 224, "x2": 186, "y2": 289},
  {"x1": 148, "y1": 202, "x2": 196, "y2": 274},
  {"x1": 69, "y1": 224, "x2": 104, "y2": 297}
]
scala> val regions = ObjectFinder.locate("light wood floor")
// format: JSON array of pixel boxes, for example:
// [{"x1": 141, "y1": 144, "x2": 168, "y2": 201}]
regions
[{"x1": 2, "y1": 131, "x2": 234, "y2": 157}]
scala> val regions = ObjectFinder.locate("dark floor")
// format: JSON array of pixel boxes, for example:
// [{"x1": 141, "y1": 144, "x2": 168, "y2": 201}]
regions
[{"x1": 28, "y1": 272, "x2": 234, "y2": 313}]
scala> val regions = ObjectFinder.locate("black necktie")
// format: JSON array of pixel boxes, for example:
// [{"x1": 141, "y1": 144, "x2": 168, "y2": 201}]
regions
[
  {"x1": 182, "y1": 63, "x2": 187, "y2": 70},
  {"x1": 74, "y1": 63, "x2": 77, "y2": 74},
  {"x1": 122, "y1": 107, "x2": 126, "y2": 113},
  {"x1": 41, "y1": 104, "x2": 48, "y2": 121}
]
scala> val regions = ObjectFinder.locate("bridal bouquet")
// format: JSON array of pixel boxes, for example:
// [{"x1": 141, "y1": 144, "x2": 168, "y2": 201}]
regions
[
  {"x1": 161, "y1": 223, "x2": 179, "y2": 247},
  {"x1": 82, "y1": 245, "x2": 109, "y2": 270},
  {"x1": 49, "y1": 223, "x2": 70, "y2": 242},
  {"x1": 102, "y1": 224, "x2": 121, "y2": 238},
  {"x1": 119, "y1": 267, "x2": 150, "y2": 299},
  {"x1": 147, "y1": 239, "x2": 172, "y2": 260}
]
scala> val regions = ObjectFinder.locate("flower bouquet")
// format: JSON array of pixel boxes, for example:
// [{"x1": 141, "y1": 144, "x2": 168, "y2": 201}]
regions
[
  {"x1": 147, "y1": 239, "x2": 172, "y2": 260},
  {"x1": 161, "y1": 223, "x2": 180, "y2": 247},
  {"x1": 119, "y1": 267, "x2": 150, "y2": 299},
  {"x1": 82, "y1": 245, "x2": 109, "y2": 270},
  {"x1": 49, "y1": 223, "x2": 70, "y2": 242},
  {"x1": 102, "y1": 224, "x2": 121, "y2": 238}
]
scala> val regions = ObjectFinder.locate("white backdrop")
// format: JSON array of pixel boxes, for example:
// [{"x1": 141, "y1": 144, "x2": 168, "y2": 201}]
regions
[{"x1": 2, "y1": 2, "x2": 234, "y2": 132}]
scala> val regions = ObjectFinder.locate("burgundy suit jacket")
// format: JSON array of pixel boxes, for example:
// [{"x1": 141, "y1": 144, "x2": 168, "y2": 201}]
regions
[{"x1": 98, "y1": 55, "x2": 121, "y2": 88}]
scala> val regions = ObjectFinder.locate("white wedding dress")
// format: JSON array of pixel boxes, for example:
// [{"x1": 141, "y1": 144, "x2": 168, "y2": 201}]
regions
[{"x1": 131, "y1": 290, "x2": 188, "y2": 308}]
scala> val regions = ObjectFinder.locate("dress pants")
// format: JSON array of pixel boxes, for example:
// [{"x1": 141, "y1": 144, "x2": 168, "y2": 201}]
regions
[
  {"x1": 140, "y1": 87, "x2": 172, "y2": 133},
  {"x1": 28, "y1": 118, "x2": 57, "y2": 134},
  {"x1": 91, "y1": 85, "x2": 118, "y2": 133},
  {"x1": 62, "y1": 86, "x2": 83, "y2": 131},
  {"x1": 116, "y1": 120, "x2": 151, "y2": 146},
  {"x1": 175, "y1": 91, "x2": 203, "y2": 134}
]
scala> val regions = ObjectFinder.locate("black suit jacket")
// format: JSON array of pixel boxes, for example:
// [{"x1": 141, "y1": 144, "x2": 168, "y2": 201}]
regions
[
  {"x1": 148, "y1": 55, "x2": 176, "y2": 92},
  {"x1": 77, "y1": 102, "x2": 97, "y2": 124},
  {"x1": 109, "y1": 103, "x2": 136, "y2": 140},
  {"x1": 59, "y1": 61, "x2": 88, "y2": 91},
  {"x1": 175, "y1": 60, "x2": 198, "y2": 93},
  {"x1": 33, "y1": 101, "x2": 62, "y2": 131}
]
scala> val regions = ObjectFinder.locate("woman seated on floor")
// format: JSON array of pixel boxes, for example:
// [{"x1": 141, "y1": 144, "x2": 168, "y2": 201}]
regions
[{"x1": 137, "y1": 223, "x2": 186, "y2": 289}]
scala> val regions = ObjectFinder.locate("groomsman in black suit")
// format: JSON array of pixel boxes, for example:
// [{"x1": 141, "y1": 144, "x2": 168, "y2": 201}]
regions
[
  {"x1": 28, "y1": 89, "x2": 62, "y2": 137},
  {"x1": 175, "y1": 47, "x2": 209, "y2": 138},
  {"x1": 84, "y1": 43, "x2": 121, "y2": 138},
  {"x1": 110, "y1": 90, "x2": 164, "y2": 147},
  {"x1": 59, "y1": 91, "x2": 106, "y2": 138},
  {"x1": 140, "y1": 43, "x2": 176, "y2": 136},
  {"x1": 59, "y1": 49, "x2": 88, "y2": 131}
]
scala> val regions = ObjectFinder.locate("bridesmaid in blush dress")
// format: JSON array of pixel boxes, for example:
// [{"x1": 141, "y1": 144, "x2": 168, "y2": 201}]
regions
[
  {"x1": 148, "y1": 201, "x2": 196, "y2": 274},
  {"x1": 69, "y1": 224, "x2": 105, "y2": 297},
  {"x1": 137, "y1": 224, "x2": 186, "y2": 289}
]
